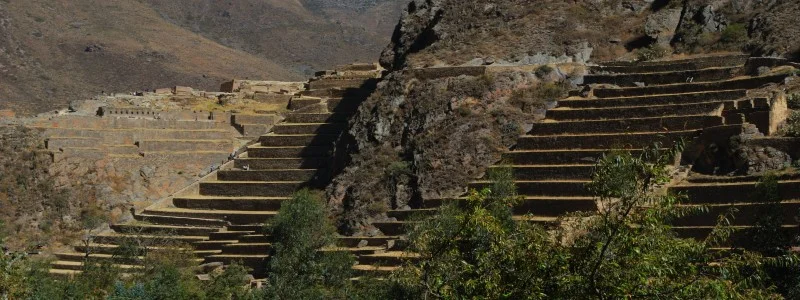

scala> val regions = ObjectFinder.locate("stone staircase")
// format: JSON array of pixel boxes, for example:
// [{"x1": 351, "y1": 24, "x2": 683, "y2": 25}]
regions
[
  {"x1": 368, "y1": 54, "x2": 796, "y2": 272},
  {"x1": 48, "y1": 65, "x2": 390, "y2": 278}
]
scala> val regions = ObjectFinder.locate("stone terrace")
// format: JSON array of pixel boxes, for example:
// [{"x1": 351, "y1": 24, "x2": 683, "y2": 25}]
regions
[
  {"x1": 47, "y1": 64, "x2": 388, "y2": 278},
  {"x1": 365, "y1": 54, "x2": 798, "y2": 273}
]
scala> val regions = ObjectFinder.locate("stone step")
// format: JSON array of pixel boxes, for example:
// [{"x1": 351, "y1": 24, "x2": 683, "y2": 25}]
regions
[
  {"x1": 246, "y1": 145, "x2": 332, "y2": 158},
  {"x1": 133, "y1": 214, "x2": 227, "y2": 227},
  {"x1": 530, "y1": 116, "x2": 723, "y2": 135},
  {"x1": 74, "y1": 244, "x2": 218, "y2": 258},
  {"x1": 585, "y1": 66, "x2": 742, "y2": 87},
  {"x1": 327, "y1": 98, "x2": 363, "y2": 113},
  {"x1": 271, "y1": 123, "x2": 347, "y2": 135},
  {"x1": 386, "y1": 209, "x2": 438, "y2": 221},
  {"x1": 217, "y1": 169, "x2": 323, "y2": 182},
  {"x1": 515, "y1": 130, "x2": 698, "y2": 150},
  {"x1": 686, "y1": 173, "x2": 800, "y2": 184},
  {"x1": 143, "y1": 207, "x2": 279, "y2": 225},
  {"x1": 228, "y1": 225, "x2": 265, "y2": 231},
  {"x1": 517, "y1": 197, "x2": 597, "y2": 216},
  {"x1": 54, "y1": 252, "x2": 144, "y2": 265},
  {"x1": 352, "y1": 265, "x2": 400, "y2": 276},
  {"x1": 46, "y1": 137, "x2": 100, "y2": 149},
  {"x1": 672, "y1": 225, "x2": 799, "y2": 247},
  {"x1": 308, "y1": 78, "x2": 371, "y2": 90},
  {"x1": 669, "y1": 180, "x2": 800, "y2": 204},
  {"x1": 594, "y1": 54, "x2": 750, "y2": 73},
  {"x1": 193, "y1": 240, "x2": 239, "y2": 251},
  {"x1": 471, "y1": 180, "x2": 592, "y2": 197},
  {"x1": 357, "y1": 251, "x2": 419, "y2": 267},
  {"x1": 111, "y1": 224, "x2": 219, "y2": 236},
  {"x1": 546, "y1": 101, "x2": 726, "y2": 121},
  {"x1": 174, "y1": 196, "x2": 289, "y2": 211},
  {"x1": 299, "y1": 86, "x2": 375, "y2": 99},
  {"x1": 199, "y1": 180, "x2": 305, "y2": 198},
  {"x1": 40, "y1": 128, "x2": 232, "y2": 142},
  {"x1": 559, "y1": 90, "x2": 747, "y2": 109},
  {"x1": 92, "y1": 233, "x2": 209, "y2": 245},
  {"x1": 283, "y1": 113, "x2": 351, "y2": 124},
  {"x1": 238, "y1": 234, "x2": 272, "y2": 243},
  {"x1": 232, "y1": 114, "x2": 279, "y2": 125},
  {"x1": 259, "y1": 134, "x2": 339, "y2": 147},
  {"x1": 288, "y1": 98, "x2": 322, "y2": 111},
  {"x1": 673, "y1": 202, "x2": 800, "y2": 226},
  {"x1": 50, "y1": 260, "x2": 143, "y2": 271},
  {"x1": 593, "y1": 74, "x2": 787, "y2": 98},
  {"x1": 234, "y1": 157, "x2": 329, "y2": 170},
  {"x1": 237, "y1": 124, "x2": 273, "y2": 137},
  {"x1": 203, "y1": 255, "x2": 269, "y2": 275},
  {"x1": 421, "y1": 197, "x2": 597, "y2": 216},
  {"x1": 48, "y1": 269, "x2": 83, "y2": 278},
  {"x1": 137, "y1": 139, "x2": 231, "y2": 152},
  {"x1": 502, "y1": 149, "x2": 648, "y2": 165},
  {"x1": 221, "y1": 243, "x2": 272, "y2": 254},
  {"x1": 337, "y1": 236, "x2": 401, "y2": 248},
  {"x1": 208, "y1": 231, "x2": 256, "y2": 241},
  {"x1": 492, "y1": 165, "x2": 595, "y2": 180}
]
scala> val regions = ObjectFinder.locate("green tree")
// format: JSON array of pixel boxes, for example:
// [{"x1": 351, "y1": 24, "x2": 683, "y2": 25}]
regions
[
  {"x1": 262, "y1": 189, "x2": 355, "y2": 299},
  {"x1": 377, "y1": 146, "x2": 782, "y2": 299}
]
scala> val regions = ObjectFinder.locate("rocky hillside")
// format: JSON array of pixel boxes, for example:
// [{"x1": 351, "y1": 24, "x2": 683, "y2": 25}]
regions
[
  {"x1": 380, "y1": 0, "x2": 800, "y2": 70},
  {"x1": 0, "y1": 0, "x2": 405, "y2": 115}
]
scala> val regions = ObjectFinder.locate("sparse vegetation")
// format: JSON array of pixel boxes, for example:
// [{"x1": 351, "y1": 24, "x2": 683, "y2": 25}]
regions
[
  {"x1": 788, "y1": 93, "x2": 800, "y2": 109},
  {"x1": 509, "y1": 81, "x2": 569, "y2": 113},
  {"x1": 720, "y1": 23, "x2": 749, "y2": 49},
  {"x1": 783, "y1": 111, "x2": 800, "y2": 137},
  {"x1": 635, "y1": 44, "x2": 670, "y2": 61}
]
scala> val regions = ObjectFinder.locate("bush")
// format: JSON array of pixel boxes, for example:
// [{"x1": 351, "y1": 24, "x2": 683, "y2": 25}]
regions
[
  {"x1": 534, "y1": 65, "x2": 554, "y2": 79},
  {"x1": 263, "y1": 189, "x2": 355, "y2": 299},
  {"x1": 509, "y1": 81, "x2": 569, "y2": 112},
  {"x1": 635, "y1": 44, "x2": 670, "y2": 61},
  {"x1": 788, "y1": 93, "x2": 800, "y2": 110},
  {"x1": 783, "y1": 111, "x2": 800, "y2": 137},
  {"x1": 375, "y1": 145, "x2": 783, "y2": 299},
  {"x1": 720, "y1": 23, "x2": 748, "y2": 49}
]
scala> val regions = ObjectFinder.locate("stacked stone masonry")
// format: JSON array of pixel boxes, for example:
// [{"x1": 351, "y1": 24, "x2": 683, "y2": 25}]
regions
[{"x1": 47, "y1": 64, "x2": 396, "y2": 278}]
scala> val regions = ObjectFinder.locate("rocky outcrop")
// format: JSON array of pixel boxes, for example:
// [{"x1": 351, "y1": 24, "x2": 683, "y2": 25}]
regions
[{"x1": 327, "y1": 65, "x2": 579, "y2": 235}]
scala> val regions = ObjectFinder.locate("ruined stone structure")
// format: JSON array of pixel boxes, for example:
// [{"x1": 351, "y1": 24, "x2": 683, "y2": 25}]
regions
[
  {"x1": 46, "y1": 56, "x2": 799, "y2": 279},
  {"x1": 47, "y1": 64, "x2": 388, "y2": 277}
]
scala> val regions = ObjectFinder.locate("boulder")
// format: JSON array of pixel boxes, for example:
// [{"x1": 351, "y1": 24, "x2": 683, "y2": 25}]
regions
[{"x1": 644, "y1": 8, "x2": 683, "y2": 46}]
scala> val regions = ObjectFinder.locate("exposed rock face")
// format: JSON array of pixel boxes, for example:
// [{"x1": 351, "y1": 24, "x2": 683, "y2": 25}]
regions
[
  {"x1": 645, "y1": 8, "x2": 683, "y2": 46},
  {"x1": 692, "y1": 124, "x2": 793, "y2": 176},
  {"x1": 327, "y1": 66, "x2": 578, "y2": 234},
  {"x1": 379, "y1": 0, "x2": 656, "y2": 70}
]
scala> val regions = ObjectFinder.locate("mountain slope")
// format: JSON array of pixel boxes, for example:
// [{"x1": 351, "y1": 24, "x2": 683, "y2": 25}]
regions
[
  {"x1": 0, "y1": 0, "x2": 405, "y2": 115},
  {"x1": 141, "y1": 0, "x2": 405, "y2": 75}
]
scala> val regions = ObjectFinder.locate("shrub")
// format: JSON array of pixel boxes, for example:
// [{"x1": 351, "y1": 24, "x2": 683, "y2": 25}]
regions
[
  {"x1": 376, "y1": 145, "x2": 783, "y2": 298},
  {"x1": 535, "y1": 65, "x2": 554, "y2": 79},
  {"x1": 783, "y1": 111, "x2": 800, "y2": 137},
  {"x1": 788, "y1": 93, "x2": 800, "y2": 110},
  {"x1": 720, "y1": 23, "x2": 749, "y2": 49},
  {"x1": 263, "y1": 189, "x2": 355, "y2": 299},
  {"x1": 635, "y1": 44, "x2": 670, "y2": 61},
  {"x1": 509, "y1": 81, "x2": 569, "y2": 112}
]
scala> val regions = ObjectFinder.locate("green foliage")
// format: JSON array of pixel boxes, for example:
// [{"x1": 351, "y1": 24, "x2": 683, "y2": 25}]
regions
[
  {"x1": 376, "y1": 145, "x2": 782, "y2": 299},
  {"x1": 788, "y1": 93, "x2": 800, "y2": 109},
  {"x1": 783, "y1": 111, "x2": 800, "y2": 137},
  {"x1": 509, "y1": 81, "x2": 569, "y2": 112},
  {"x1": 263, "y1": 189, "x2": 355, "y2": 299},
  {"x1": 636, "y1": 44, "x2": 670, "y2": 61},
  {"x1": 720, "y1": 23, "x2": 749, "y2": 48},
  {"x1": 534, "y1": 65, "x2": 554, "y2": 79}
]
